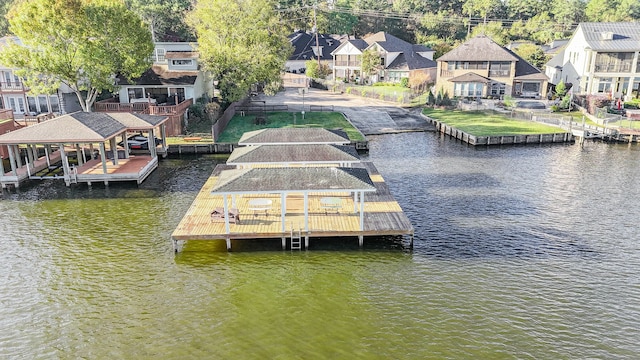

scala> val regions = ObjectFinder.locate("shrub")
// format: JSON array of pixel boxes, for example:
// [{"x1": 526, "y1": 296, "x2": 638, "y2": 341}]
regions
[
  {"x1": 586, "y1": 95, "x2": 610, "y2": 114},
  {"x1": 361, "y1": 90, "x2": 368, "y2": 97},
  {"x1": 379, "y1": 93, "x2": 385, "y2": 100},
  {"x1": 345, "y1": 87, "x2": 353, "y2": 94},
  {"x1": 550, "y1": 105, "x2": 560, "y2": 112},
  {"x1": 397, "y1": 95, "x2": 404, "y2": 103},
  {"x1": 502, "y1": 95, "x2": 515, "y2": 108},
  {"x1": 427, "y1": 91, "x2": 436, "y2": 106},
  {"x1": 400, "y1": 77, "x2": 409, "y2": 88}
]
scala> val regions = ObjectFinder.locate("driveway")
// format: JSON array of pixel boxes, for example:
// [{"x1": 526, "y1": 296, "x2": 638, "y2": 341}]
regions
[{"x1": 253, "y1": 87, "x2": 433, "y2": 136}]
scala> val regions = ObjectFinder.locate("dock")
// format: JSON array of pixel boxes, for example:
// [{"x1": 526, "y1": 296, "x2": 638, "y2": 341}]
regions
[{"x1": 171, "y1": 161, "x2": 413, "y2": 251}]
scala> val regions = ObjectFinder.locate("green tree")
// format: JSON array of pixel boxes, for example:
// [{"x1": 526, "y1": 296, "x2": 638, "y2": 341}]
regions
[
  {"x1": 305, "y1": 60, "x2": 330, "y2": 79},
  {"x1": 0, "y1": 0, "x2": 153, "y2": 112},
  {"x1": 361, "y1": 49, "x2": 382, "y2": 80},
  {"x1": 470, "y1": 21, "x2": 508, "y2": 45},
  {"x1": 555, "y1": 80, "x2": 567, "y2": 97},
  {"x1": 189, "y1": 0, "x2": 292, "y2": 102},
  {"x1": 463, "y1": 0, "x2": 504, "y2": 24},
  {"x1": 0, "y1": 0, "x2": 12, "y2": 36},
  {"x1": 125, "y1": 0, "x2": 194, "y2": 42},
  {"x1": 551, "y1": 0, "x2": 586, "y2": 31},
  {"x1": 585, "y1": 0, "x2": 640, "y2": 21},
  {"x1": 416, "y1": 11, "x2": 467, "y2": 43},
  {"x1": 514, "y1": 44, "x2": 549, "y2": 69},
  {"x1": 507, "y1": 0, "x2": 552, "y2": 20}
]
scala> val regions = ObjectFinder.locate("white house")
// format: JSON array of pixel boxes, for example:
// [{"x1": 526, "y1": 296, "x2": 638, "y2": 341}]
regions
[
  {"x1": 0, "y1": 36, "x2": 80, "y2": 117},
  {"x1": 115, "y1": 42, "x2": 213, "y2": 105},
  {"x1": 545, "y1": 22, "x2": 640, "y2": 100}
]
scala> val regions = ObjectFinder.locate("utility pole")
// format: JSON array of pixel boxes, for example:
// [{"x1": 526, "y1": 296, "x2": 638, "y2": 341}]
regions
[{"x1": 313, "y1": 1, "x2": 320, "y2": 69}]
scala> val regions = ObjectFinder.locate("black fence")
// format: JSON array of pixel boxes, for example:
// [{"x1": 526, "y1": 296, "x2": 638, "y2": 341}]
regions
[{"x1": 234, "y1": 105, "x2": 289, "y2": 115}]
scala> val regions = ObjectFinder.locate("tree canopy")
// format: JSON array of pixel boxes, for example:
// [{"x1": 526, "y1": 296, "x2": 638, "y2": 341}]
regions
[
  {"x1": 0, "y1": 0, "x2": 153, "y2": 112},
  {"x1": 189, "y1": 0, "x2": 291, "y2": 103}
]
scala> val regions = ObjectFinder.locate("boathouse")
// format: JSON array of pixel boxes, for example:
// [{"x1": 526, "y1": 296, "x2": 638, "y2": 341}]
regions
[
  {"x1": 172, "y1": 128, "x2": 414, "y2": 251},
  {"x1": 0, "y1": 112, "x2": 168, "y2": 188}
]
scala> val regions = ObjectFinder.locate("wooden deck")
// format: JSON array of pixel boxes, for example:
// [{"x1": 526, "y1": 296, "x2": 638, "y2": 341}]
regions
[
  {"x1": 171, "y1": 161, "x2": 413, "y2": 249},
  {"x1": 75, "y1": 156, "x2": 157, "y2": 184}
]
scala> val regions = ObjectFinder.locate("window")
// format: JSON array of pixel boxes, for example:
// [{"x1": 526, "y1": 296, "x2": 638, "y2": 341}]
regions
[
  {"x1": 152, "y1": 48, "x2": 166, "y2": 62},
  {"x1": 454, "y1": 82, "x2": 483, "y2": 97},
  {"x1": 27, "y1": 96, "x2": 38, "y2": 113},
  {"x1": 49, "y1": 95, "x2": 60, "y2": 113},
  {"x1": 171, "y1": 59, "x2": 193, "y2": 66},
  {"x1": 38, "y1": 95, "x2": 48, "y2": 113},
  {"x1": 128, "y1": 87, "x2": 145, "y2": 99},
  {"x1": 522, "y1": 82, "x2": 540, "y2": 92},
  {"x1": 489, "y1": 62, "x2": 511, "y2": 77},
  {"x1": 490, "y1": 83, "x2": 506, "y2": 96},
  {"x1": 598, "y1": 77, "x2": 613, "y2": 93}
]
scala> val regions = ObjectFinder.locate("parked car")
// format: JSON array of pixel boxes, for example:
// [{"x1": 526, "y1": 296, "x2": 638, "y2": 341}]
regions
[{"x1": 118, "y1": 134, "x2": 161, "y2": 151}]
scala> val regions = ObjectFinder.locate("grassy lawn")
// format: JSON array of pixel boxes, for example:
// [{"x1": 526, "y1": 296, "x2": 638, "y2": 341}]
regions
[
  {"x1": 423, "y1": 108, "x2": 565, "y2": 136},
  {"x1": 215, "y1": 111, "x2": 365, "y2": 143}
]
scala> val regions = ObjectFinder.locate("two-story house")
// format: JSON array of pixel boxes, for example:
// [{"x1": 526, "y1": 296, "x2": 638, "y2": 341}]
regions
[
  {"x1": 113, "y1": 42, "x2": 213, "y2": 106},
  {"x1": 286, "y1": 31, "x2": 344, "y2": 74},
  {"x1": 0, "y1": 36, "x2": 80, "y2": 117},
  {"x1": 331, "y1": 32, "x2": 436, "y2": 85},
  {"x1": 436, "y1": 35, "x2": 549, "y2": 99},
  {"x1": 545, "y1": 22, "x2": 640, "y2": 100}
]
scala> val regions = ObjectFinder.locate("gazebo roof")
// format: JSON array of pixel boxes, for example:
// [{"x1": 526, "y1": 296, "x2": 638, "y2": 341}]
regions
[
  {"x1": 0, "y1": 112, "x2": 168, "y2": 144},
  {"x1": 211, "y1": 167, "x2": 376, "y2": 195},
  {"x1": 227, "y1": 144, "x2": 360, "y2": 165},
  {"x1": 238, "y1": 128, "x2": 351, "y2": 146}
]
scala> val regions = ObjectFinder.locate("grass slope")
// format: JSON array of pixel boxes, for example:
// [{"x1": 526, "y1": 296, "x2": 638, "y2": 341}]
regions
[
  {"x1": 216, "y1": 112, "x2": 365, "y2": 143},
  {"x1": 423, "y1": 108, "x2": 564, "y2": 136}
]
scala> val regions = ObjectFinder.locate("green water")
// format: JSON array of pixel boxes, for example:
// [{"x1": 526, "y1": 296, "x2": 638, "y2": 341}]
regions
[{"x1": 1, "y1": 134, "x2": 639, "y2": 359}]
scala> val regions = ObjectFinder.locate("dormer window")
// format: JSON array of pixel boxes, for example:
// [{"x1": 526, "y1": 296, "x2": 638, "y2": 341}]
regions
[{"x1": 172, "y1": 59, "x2": 193, "y2": 66}]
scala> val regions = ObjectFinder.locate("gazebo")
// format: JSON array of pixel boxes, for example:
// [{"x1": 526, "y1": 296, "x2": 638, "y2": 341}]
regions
[{"x1": 0, "y1": 112, "x2": 168, "y2": 188}]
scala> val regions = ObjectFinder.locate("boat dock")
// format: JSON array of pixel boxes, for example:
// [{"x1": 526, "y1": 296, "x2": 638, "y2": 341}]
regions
[{"x1": 171, "y1": 161, "x2": 414, "y2": 251}]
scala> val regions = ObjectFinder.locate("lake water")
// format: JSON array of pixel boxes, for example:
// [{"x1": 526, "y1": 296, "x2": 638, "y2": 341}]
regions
[{"x1": 1, "y1": 132, "x2": 639, "y2": 359}]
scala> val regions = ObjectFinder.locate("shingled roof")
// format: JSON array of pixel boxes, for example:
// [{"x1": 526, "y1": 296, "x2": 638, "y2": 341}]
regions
[
  {"x1": 238, "y1": 128, "x2": 351, "y2": 146},
  {"x1": 578, "y1": 22, "x2": 640, "y2": 51},
  {"x1": 117, "y1": 65, "x2": 198, "y2": 86},
  {"x1": 227, "y1": 144, "x2": 360, "y2": 165},
  {"x1": 0, "y1": 112, "x2": 167, "y2": 144},
  {"x1": 288, "y1": 31, "x2": 342, "y2": 61},
  {"x1": 210, "y1": 167, "x2": 376, "y2": 194},
  {"x1": 387, "y1": 53, "x2": 436, "y2": 71},
  {"x1": 449, "y1": 72, "x2": 492, "y2": 83},
  {"x1": 438, "y1": 36, "x2": 518, "y2": 62}
]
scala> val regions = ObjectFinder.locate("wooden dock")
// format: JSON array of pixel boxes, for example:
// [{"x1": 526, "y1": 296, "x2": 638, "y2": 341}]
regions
[{"x1": 171, "y1": 161, "x2": 413, "y2": 251}]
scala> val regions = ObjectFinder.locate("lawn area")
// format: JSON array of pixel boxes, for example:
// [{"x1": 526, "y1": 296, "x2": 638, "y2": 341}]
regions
[
  {"x1": 215, "y1": 111, "x2": 365, "y2": 143},
  {"x1": 423, "y1": 108, "x2": 565, "y2": 136}
]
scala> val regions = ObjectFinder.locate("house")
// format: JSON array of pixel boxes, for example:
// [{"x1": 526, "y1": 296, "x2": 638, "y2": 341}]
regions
[
  {"x1": 544, "y1": 22, "x2": 640, "y2": 100},
  {"x1": 286, "y1": 31, "x2": 344, "y2": 74},
  {"x1": 331, "y1": 32, "x2": 436, "y2": 85},
  {"x1": 436, "y1": 35, "x2": 549, "y2": 99},
  {"x1": 0, "y1": 36, "x2": 81, "y2": 118},
  {"x1": 113, "y1": 42, "x2": 213, "y2": 105}
]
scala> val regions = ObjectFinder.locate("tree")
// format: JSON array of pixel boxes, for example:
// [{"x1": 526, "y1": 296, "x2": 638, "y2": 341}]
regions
[
  {"x1": 0, "y1": 0, "x2": 12, "y2": 36},
  {"x1": 0, "y1": 0, "x2": 153, "y2": 112},
  {"x1": 585, "y1": 0, "x2": 640, "y2": 22},
  {"x1": 470, "y1": 21, "x2": 508, "y2": 45},
  {"x1": 514, "y1": 44, "x2": 549, "y2": 69},
  {"x1": 305, "y1": 60, "x2": 331, "y2": 79},
  {"x1": 361, "y1": 49, "x2": 383, "y2": 81},
  {"x1": 125, "y1": 0, "x2": 194, "y2": 42},
  {"x1": 462, "y1": 0, "x2": 504, "y2": 24},
  {"x1": 189, "y1": 0, "x2": 292, "y2": 103}
]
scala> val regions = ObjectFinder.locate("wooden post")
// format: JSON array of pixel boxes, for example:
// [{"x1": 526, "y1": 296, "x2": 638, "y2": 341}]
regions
[
  {"x1": 14, "y1": 145, "x2": 22, "y2": 168},
  {"x1": 59, "y1": 143, "x2": 70, "y2": 186},
  {"x1": 281, "y1": 237, "x2": 286, "y2": 250},
  {"x1": 358, "y1": 235, "x2": 363, "y2": 248},
  {"x1": 359, "y1": 191, "x2": 365, "y2": 231},
  {"x1": 110, "y1": 138, "x2": 118, "y2": 165},
  {"x1": 7, "y1": 145, "x2": 17, "y2": 176},
  {"x1": 223, "y1": 194, "x2": 230, "y2": 234},
  {"x1": 225, "y1": 238, "x2": 231, "y2": 251},
  {"x1": 303, "y1": 192, "x2": 309, "y2": 233},
  {"x1": 99, "y1": 143, "x2": 108, "y2": 174},
  {"x1": 281, "y1": 193, "x2": 286, "y2": 233}
]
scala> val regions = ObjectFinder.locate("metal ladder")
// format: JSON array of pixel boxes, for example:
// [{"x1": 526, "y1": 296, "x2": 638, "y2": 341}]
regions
[{"x1": 290, "y1": 227, "x2": 302, "y2": 250}]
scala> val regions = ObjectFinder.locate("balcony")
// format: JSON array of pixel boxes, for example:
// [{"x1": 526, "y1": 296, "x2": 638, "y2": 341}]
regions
[
  {"x1": 440, "y1": 69, "x2": 453, "y2": 77},
  {"x1": 594, "y1": 62, "x2": 633, "y2": 73},
  {"x1": 334, "y1": 61, "x2": 361, "y2": 67},
  {"x1": 0, "y1": 81, "x2": 27, "y2": 92}
]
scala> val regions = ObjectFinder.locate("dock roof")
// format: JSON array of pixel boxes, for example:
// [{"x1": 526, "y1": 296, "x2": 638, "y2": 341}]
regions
[
  {"x1": 0, "y1": 112, "x2": 168, "y2": 144},
  {"x1": 227, "y1": 144, "x2": 360, "y2": 165},
  {"x1": 211, "y1": 167, "x2": 376, "y2": 195},
  {"x1": 238, "y1": 128, "x2": 351, "y2": 146}
]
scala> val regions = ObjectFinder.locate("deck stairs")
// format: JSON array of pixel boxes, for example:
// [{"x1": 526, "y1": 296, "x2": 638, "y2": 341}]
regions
[{"x1": 290, "y1": 227, "x2": 302, "y2": 250}]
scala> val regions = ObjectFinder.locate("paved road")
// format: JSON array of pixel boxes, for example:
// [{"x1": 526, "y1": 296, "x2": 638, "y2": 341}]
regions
[{"x1": 253, "y1": 87, "x2": 433, "y2": 136}]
